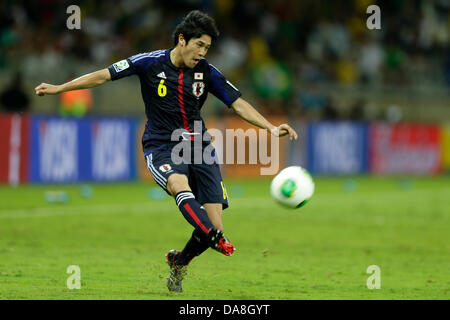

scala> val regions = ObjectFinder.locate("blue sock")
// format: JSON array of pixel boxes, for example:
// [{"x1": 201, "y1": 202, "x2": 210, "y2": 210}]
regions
[
  {"x1": 175, "y1": 229, "x2": 209, "y2": 266},
  {"x1": 175, "y1": 191, "x2": 213, "y2": 235}
]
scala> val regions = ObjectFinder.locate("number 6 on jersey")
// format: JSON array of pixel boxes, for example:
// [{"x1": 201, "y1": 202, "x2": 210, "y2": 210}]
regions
[{"x1": 158, "y1": 79, "x2": 167, "y2": 97}]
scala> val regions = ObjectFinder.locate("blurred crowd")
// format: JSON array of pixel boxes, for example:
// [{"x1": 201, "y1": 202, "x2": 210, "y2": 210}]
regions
[{"x1": 0, "y1": 0, "x2": 449, "y2": 118}]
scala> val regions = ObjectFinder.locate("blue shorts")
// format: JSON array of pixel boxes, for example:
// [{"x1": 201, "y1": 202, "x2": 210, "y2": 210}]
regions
[{"x1": 144, "y1": 142, "x2": 229, "y2": 209}]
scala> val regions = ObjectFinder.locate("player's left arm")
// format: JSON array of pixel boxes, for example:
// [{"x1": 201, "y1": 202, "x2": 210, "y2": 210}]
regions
[{"x1": 230, "y1": 97, "x2": 298, "y2": 140}]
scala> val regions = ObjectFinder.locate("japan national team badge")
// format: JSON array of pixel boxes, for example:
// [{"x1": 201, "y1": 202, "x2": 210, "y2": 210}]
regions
[
  {"x1": 192, "y1": 82, "x2": 205, "y2": 98},
  {"x1": 159, "y1": 164, "x2": 172, "y2": 173}
]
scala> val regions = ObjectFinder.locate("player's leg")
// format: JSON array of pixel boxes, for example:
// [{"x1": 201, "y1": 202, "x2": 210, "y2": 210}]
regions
[
  {"x1": 166, "y1": 174, "x2": 233, "y2": 262},
  {"x1": 203, "y1": 203, "x2": 223, "y2": 231},
  {"x1": 146, "y1": 153, "x2": 203, "y2": 292},
  {"x1": 167, "y1": 173, "x2": 215, "y2": 239},
  {"x1": 166, "y1": 172, "x2": 190, "y2": 194},
  {"x1": 146, "y1": 153, "x2": 213, "y2": 235},
  {"x1": 146, "y1": 152, "x2": 233, "y2": 292},
  {"x1": 146, "y1": 153, "x2": 213, "y2": 248},
  {"x1": 164, "y1": 173, "x2": 210, "y2": 267},
  {"x1": 164, "y1": 174, "x2": 233, "y2": 292},
  {"x1": 190, "y1": 162, "x2": 235, "y2": 256},
  {"x1": 168, "y1": 203, "x2": 224, "y2": 273}
]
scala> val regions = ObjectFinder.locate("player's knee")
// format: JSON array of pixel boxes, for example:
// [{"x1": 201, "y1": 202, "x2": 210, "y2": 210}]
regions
[{"x1": 167, "y1": 174, "x2": 190, "y2": 196}]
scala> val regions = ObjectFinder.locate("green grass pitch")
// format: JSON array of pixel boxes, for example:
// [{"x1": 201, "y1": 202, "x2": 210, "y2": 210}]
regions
[{"x1": 0, "y1": 176, "x2": 448, "y2": 300}]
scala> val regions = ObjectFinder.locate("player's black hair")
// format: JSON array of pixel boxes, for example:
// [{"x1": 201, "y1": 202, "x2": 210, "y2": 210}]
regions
[{"x1": 172, "y1": 10, "x2": 219, "y2": 46}]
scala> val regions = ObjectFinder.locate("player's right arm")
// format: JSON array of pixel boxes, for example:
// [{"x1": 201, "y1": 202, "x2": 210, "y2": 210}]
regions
[
  {"x1": 35, "y1": 52, "x2": 161, "y2": 96},
  {"x1": 35, "y1": 69, "x2": 111, "y2": 96}
]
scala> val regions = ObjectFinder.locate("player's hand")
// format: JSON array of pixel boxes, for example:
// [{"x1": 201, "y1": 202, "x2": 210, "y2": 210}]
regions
[
  {"x1": 270, "y1": 124, "x2": 298, "y2": 141},
  {"x1": 35, "y1": 83, "x2": 61, "y2": 96}
]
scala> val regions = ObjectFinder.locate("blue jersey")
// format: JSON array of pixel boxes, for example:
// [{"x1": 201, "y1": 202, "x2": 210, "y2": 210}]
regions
[{"x1": 108, "y1": 49, "x2": 241, "y2": 154}]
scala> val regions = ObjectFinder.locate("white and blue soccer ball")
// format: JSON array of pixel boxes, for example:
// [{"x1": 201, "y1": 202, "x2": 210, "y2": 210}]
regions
[{"x1": 270, "y1": 166, "x2": 315, "y2": 208}]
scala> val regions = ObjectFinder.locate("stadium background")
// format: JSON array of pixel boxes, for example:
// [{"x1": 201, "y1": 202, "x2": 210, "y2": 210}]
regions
[
  {"x1": 0, "y1": 0, "x2": 449, "y2": 300},
  {"x1": 1, "y1": 0, "x2": 449, "y2": 183}
]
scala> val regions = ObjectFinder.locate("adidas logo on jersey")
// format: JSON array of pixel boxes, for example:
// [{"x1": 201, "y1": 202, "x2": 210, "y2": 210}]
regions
[{"x1": 157, "y1": 72, "x2": 167, "y2": 79}]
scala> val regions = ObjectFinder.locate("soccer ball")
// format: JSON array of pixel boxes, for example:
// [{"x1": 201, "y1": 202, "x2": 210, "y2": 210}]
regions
[{"x1": 270, "y1": 166, "x2": 315, "y2": 208}]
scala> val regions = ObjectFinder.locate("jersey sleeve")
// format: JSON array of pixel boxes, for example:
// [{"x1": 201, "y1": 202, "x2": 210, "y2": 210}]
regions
[
  {"x1": 108, "y1": 58, "x2": 136, "y2": 80},
  {"x1": 208, "y1": 64, "x2": 242, "y2": 107},
  {"x1": 108, "y1": 51, "x2": 166, "y2": 81}
]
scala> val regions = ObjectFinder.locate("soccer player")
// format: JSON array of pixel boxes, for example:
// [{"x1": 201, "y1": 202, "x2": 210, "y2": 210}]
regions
[{"x1": 35, "y1": 10, "x2": 298, "y2": 292}]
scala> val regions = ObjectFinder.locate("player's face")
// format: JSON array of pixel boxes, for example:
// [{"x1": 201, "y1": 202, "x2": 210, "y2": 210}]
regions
[{"x1": 182, "y1": 34, "x2": 211, "y2": 68}]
